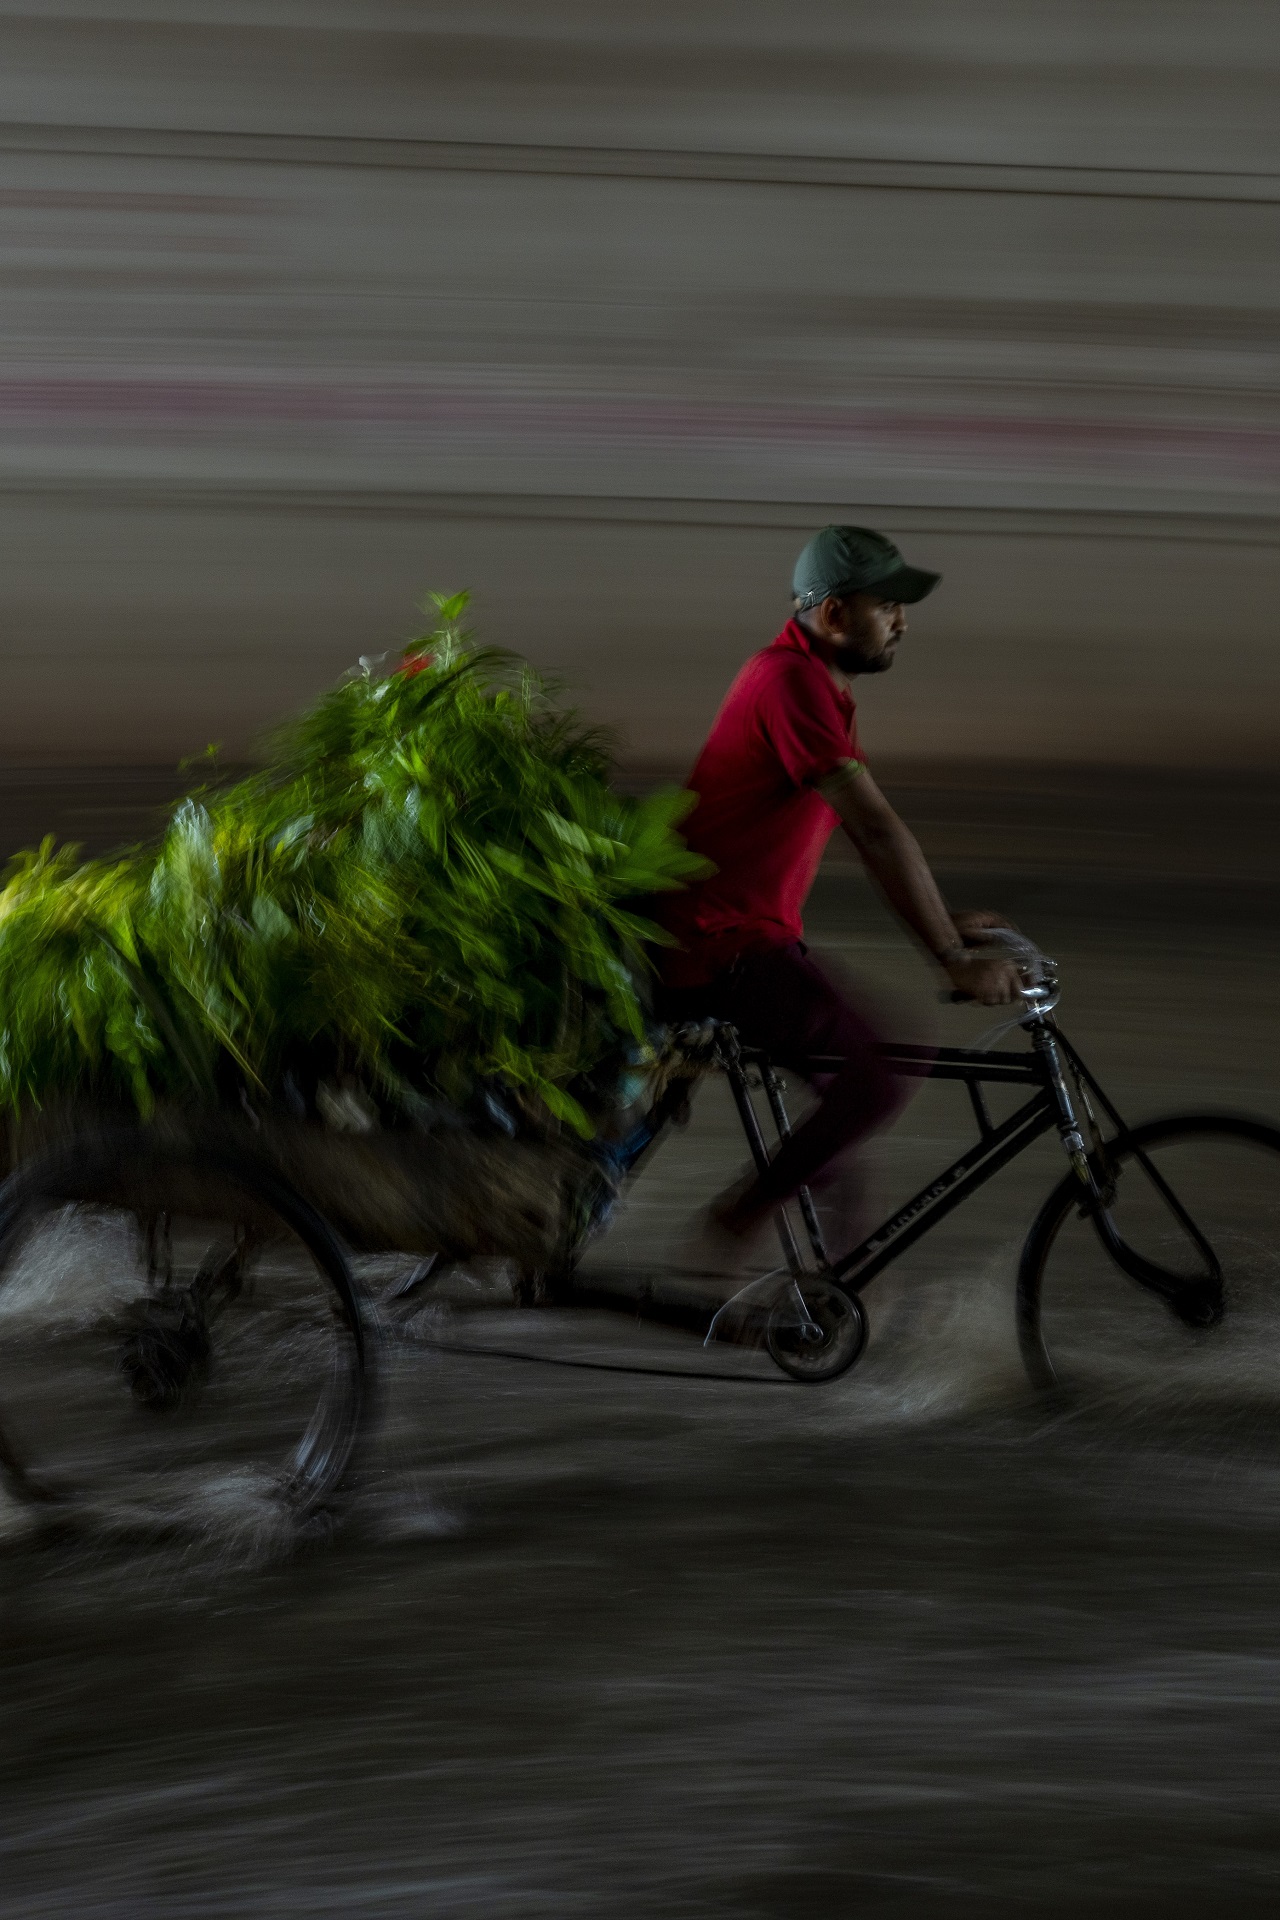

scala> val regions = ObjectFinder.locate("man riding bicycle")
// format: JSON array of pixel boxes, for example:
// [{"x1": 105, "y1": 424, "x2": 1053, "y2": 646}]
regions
[{"x1": 658, "y1": 524, "x2": 1023, "y2": 1263}]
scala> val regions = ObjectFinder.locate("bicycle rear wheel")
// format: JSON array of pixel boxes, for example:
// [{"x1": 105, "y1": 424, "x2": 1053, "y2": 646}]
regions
[
  {"x1": 0, "y1": 1136, "x2": 369, "y2": 1534},
  {"x1": 1018, "y1": 1115, "x2": 1280, "y2": 1402}
]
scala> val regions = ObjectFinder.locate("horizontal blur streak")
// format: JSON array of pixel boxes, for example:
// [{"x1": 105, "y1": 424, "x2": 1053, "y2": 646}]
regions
[
  {"x1": 0, "y1": 0, "x2": 1276, "y2": 771},
  {"x1": 2, "y1": 379, "x2": 1279, "y2": 496}
]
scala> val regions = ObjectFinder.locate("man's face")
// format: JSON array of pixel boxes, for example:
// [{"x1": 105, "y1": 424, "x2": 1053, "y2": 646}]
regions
[{"x1": 827, "y1": 592, "x2": 907, "y2": 674}]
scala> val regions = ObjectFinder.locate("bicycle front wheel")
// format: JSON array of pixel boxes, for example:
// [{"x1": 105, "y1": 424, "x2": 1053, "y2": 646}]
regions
[{"x1": 1018, "y1": 1114, "x2": 1280, "y2": 1402}]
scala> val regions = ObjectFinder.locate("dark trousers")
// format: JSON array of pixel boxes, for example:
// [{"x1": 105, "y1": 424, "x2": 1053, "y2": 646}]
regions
[{"x1": 659, "y1": 941, "x2": 904, "y2": 1218}]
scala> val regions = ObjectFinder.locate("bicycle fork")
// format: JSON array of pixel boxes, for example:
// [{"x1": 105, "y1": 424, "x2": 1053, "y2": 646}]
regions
[{"x1": 1030, "y1": 1018, "x2": 1223, "y2": 1313}]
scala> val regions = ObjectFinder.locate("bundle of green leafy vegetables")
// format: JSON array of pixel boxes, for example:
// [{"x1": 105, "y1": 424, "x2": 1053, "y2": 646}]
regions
[{"x1": 0, "y1": 594, "x2": 705, "y2": 1137}]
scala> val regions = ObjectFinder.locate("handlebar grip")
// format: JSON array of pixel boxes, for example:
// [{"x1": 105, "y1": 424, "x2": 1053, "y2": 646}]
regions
[{"x1": 939, "y1": 989, "x2": 975, "y2": 1003}]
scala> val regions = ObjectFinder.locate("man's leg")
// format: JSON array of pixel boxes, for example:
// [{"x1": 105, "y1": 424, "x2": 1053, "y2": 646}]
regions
[{"x1": 712, "y1": 943, "x2": 903, "y2": 1234}]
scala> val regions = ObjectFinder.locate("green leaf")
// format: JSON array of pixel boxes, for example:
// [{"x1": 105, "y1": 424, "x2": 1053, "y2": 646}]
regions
[{"x1": 0, "y1": 597, "x2": 695, "y2": 1127}]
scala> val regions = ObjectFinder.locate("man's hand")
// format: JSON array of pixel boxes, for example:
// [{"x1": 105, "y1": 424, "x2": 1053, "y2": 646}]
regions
[
  {"x1": 951, "y1": 908, "x2": 1017, "y2": 944},
  {"x1": 942, "y1": 948, "x2": 1024, "y2": 1006}
]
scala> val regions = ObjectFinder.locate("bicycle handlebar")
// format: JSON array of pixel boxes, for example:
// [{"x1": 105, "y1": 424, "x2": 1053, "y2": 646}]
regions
[{"x1": 939, "y1": 929, "x2": 1059, "y2": 1013}]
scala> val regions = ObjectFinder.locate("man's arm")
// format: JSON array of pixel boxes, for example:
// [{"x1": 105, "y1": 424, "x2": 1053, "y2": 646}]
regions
[{"x1": 816, "y1": 762, "x2": 1022, "y2": 1006}]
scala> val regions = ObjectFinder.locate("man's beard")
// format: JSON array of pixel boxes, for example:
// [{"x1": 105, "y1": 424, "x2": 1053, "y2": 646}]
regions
[{"x1": 834, "y1": 640, "x2": 895, "y2": 675}]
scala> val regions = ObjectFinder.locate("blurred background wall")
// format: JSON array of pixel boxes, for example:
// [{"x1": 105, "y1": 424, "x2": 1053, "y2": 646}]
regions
[{"x1": 0, "y1": 0, "x2": 1276, "y2": 774}]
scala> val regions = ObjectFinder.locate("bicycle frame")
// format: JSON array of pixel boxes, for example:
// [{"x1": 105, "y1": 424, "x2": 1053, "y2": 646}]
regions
[{"x1": 722, "y1": 1017, "x2": 1102, "y2": 1294}]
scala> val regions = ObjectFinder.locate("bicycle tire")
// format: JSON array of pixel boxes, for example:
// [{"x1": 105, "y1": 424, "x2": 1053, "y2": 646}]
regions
[
  {"x1": 1017, "y1": 1113, "x2": 1280, "y2": 1395},
  {"x1": 0, "y1": 1133, "x2": 370, "y2": 1526}
]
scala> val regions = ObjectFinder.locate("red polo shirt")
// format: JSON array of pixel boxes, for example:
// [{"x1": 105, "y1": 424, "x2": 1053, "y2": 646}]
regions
[{"x1": 658, "y1": 619, "x2": 865, "y2": 988}]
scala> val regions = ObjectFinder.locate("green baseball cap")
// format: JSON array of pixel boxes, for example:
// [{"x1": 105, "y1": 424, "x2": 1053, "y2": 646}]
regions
[{"x1": 791, "y1": 525, "x2": 941, "y2": 609}]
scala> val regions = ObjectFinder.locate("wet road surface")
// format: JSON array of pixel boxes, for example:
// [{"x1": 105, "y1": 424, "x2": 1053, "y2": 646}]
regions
[{"x1": 3, "y1": 795, "x2": 1280, "y2": 1915}]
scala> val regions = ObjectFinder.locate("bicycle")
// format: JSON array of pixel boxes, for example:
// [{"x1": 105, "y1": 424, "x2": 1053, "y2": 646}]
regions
[
  {"x1": 0, "y1": 931, "x2": 1275, "y2": 1532},
  {"x1": 636, "y1": 931, "x2": 1280, "y2": 1391}
]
